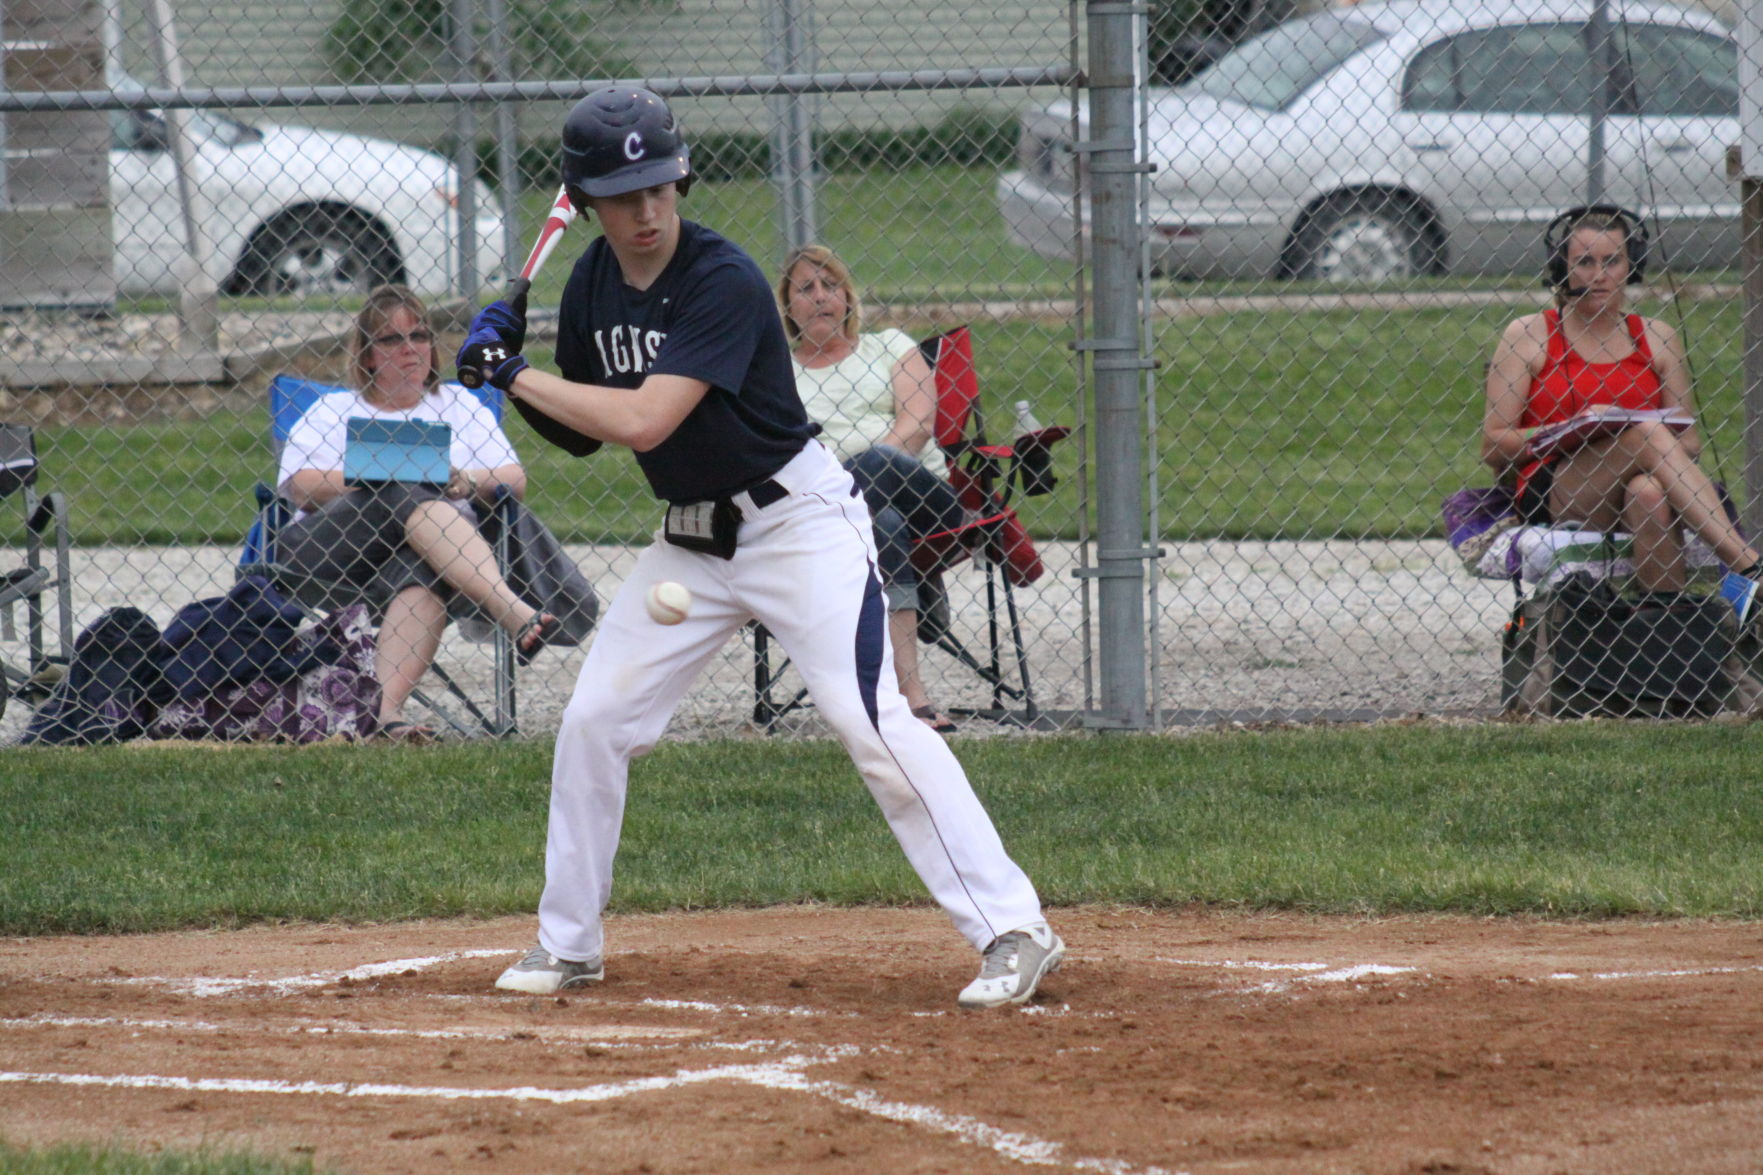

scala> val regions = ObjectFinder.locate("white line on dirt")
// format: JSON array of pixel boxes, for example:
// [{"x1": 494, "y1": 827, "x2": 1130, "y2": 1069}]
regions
[
  {"x1": 1, "y1": 1013, "x2": 703, "y2": 1044},
  {"x1": 756, "y1": 1069, "x2": 1185, "y2": 1175},
  {"x1": 0, "y1": 1052, "x2": 840, "y2": 1105},
  {"x1": 0, "y1": 1050, "x2": 1167, "y2": 1174},
  {"x1": 102, "y1": 949, "x2": 515, "y2": 997},
  {"x1": 637, "y1": 996, "x2": 852, "y2": 1018},
  {"x1": 1549, "y1": 963, "x2": 1763, "y2": 981},
  {"x1": 1251, "y1": 964, "x2": 1418, "y2": 994},
  {"x1": 1157, "y1": 958, "x2": 1331, "y2": 972}
]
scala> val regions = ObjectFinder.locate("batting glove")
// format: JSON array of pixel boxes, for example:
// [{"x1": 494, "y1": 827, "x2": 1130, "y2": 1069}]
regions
[
  {"x1": 456, "y1": 328, "x2": 529, "y2": 391},
  {"x1": 468, "y1": 298, "x2": 526, "y2": 352}
]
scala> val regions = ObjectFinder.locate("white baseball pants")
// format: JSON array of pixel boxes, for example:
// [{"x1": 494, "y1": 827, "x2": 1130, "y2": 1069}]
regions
[{"x1": 536, "y1": 442, "x2": 1045, "y2": 963}]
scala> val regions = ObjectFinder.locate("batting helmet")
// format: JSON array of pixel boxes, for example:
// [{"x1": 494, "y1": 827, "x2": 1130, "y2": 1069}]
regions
[{"x1": 560, "y1": 86, "x2": 692, "y2": 200}]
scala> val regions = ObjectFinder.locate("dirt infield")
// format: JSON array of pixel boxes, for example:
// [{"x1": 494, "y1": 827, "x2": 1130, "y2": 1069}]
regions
[{"x1": 4, "y1": 907, "x2": 1763, "y2": 1174}]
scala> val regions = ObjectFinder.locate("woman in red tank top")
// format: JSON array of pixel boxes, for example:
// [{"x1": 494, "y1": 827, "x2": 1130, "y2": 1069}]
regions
[{"x1": 1482, "y1": 208, "x2": 1758, "y2": 598}]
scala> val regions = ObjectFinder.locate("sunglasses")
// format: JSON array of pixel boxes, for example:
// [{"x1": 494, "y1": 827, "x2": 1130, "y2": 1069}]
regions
[{"x1": 370, "y1": 330, "x2": 435, "y2": 349}]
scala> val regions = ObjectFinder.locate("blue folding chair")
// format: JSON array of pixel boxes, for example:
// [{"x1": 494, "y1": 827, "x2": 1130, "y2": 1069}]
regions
[{"x1": 238, "y1": 373, "x2": 519, "y2": 738}]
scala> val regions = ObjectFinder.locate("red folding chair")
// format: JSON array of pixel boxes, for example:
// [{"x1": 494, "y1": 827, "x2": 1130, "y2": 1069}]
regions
[{"x1": 753, "y1": 325, "x2": 1068, "y2": 726}]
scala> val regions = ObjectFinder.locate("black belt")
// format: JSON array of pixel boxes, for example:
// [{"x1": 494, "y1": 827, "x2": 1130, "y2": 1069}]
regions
[{"x1": 747, "y1": 478, "x2": 788, "y2": 510}]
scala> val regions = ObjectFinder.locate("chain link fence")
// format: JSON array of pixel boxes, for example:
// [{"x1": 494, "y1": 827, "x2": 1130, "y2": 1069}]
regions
[{"x1": 1, "y1": 0, "x2": 1758, "y2": 744}]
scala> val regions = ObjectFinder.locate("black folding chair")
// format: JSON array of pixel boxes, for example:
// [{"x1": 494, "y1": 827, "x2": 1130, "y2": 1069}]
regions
[{"x1": 0, "y1": 423, "x2": 74, "y2": 720}]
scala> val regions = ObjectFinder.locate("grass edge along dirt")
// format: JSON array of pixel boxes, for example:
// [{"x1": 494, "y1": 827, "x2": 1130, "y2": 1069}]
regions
[
  {"x1": 7, "y1": 722, "x2": 1763, "y2": 936},
  {"x1": 0, "y1": 1138, "x2": 336, "y2": 1175}
]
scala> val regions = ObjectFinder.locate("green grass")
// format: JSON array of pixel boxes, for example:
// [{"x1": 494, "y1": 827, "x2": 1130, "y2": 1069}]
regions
[
  {"x1": 25, "y1": 295, "x2": 1743, "y2": 546},
  {"x1": 8, "y1": 723, "x2": 1763, "y2": 935},
  {"x1": 0, "y1": 1141, "x2": 332, "y2": 1175},
  {"x1": 10, "y1": 166, "x2": 1749, "y2": 546}
]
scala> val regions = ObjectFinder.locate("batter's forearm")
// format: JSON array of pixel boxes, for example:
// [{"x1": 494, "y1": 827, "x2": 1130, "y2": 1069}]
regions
[
  {"x1": 506, "y1": 367, "x2": 644, "y2": 449},
  {"x1": 507, "y1": 367, "x2": 709, "y2": 452}
]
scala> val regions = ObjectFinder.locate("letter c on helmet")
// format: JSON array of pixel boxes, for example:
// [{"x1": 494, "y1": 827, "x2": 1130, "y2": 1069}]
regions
[{"x1": 624, "y1": 132, "x2": 644, "y2": 161}]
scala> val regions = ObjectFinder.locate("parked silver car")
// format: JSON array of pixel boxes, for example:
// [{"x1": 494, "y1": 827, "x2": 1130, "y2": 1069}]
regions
[{"x1": 998, "y1": 0, "x2": 1738, "y2": 283}]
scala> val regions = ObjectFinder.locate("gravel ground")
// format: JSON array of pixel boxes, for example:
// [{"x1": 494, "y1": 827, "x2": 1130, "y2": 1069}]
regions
[{"x1": 0, "y1": 538, "x2": 1511, "y2": 744}]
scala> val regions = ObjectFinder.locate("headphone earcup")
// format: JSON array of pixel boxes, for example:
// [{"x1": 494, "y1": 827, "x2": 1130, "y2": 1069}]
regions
[{"x1": 1546, "y1": 243, "x2": 1567, "y2": 289}]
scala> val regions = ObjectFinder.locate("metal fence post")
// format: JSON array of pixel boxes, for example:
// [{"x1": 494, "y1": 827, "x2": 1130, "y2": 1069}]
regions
[
  {"x1": 450, "y1": 0, "x2": 479, "y2": 297},
  {"x1": 1083, "y1": 0, "x2": 1152, "y2": 728},
  {"x1": 767, "y1": 0, "x2": 818, "y2": 255},
  {"x1": 483, "y1": 0, "x2": 521, "y2": 272},
  {"x1": 145, "y1": 0, "x2": 220, "y2": 353}
]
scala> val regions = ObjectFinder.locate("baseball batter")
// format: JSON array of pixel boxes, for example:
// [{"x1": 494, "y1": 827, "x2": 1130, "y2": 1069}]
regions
[{"x1": 455, "y1": 86, "x2": 1062, "y2": 1009}]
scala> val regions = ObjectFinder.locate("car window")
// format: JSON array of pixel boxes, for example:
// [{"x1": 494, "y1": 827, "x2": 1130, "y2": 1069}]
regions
[
  {"x1": 109, "y1": 106, "x2": 258, "y2": 152},
  {"x1": 1403, "y1": 23, "x2": 1591, "y2": 115},
  {"x1": 1186, "y1": 10, "x2": 1388, "y2": 110},
  {"x1": 1619, "y1": 24, "x2": 1737, "y2": 117}
]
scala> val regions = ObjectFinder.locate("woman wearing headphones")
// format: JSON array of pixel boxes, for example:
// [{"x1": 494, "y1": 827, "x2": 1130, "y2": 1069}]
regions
[{"x1": 1481, "y1": 205, "x2": 1763, "y2": 616}]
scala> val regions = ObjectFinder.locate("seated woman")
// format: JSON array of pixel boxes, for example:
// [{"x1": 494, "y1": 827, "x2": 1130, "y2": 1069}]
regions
[
  {"x1": 1482, "y1": 206, "x2": 1763, "y2": 615},
  {"x1": 276, "y1": 284, "x2": 566, "y2": 741},
  {"x1": 779, "y1": 244, "x2": 968, "y2": 733}
]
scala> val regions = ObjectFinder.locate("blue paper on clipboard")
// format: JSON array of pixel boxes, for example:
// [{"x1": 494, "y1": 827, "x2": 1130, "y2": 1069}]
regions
[{"x1": 343, "y1": 418, "x2": 452, "y2": 487}]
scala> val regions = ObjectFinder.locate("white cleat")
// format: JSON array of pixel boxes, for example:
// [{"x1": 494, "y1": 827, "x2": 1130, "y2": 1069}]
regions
[
  {"x1": 958, "y1": 923, "x2": 1064, "y2": 1009},
  {"x1": 494, "y1": 944, "x2": 604, "y2": 994}
]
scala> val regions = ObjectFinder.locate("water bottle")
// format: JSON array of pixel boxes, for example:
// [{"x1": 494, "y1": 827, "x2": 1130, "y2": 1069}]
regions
[{"x1": 1012, "y1": 401, "x2": 1057, "y2": 496}]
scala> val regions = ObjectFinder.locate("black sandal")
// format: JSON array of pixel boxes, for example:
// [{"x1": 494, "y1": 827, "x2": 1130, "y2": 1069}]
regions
[
  {"x1": 515, "y1": 612, "x2": 563, "y2": 666},
  {"x1": 377, "y1": 719, "x2": 440, "y2": 744},
  {"x1": 911, "y1": 704, "x2": 958, "y2": 735}
]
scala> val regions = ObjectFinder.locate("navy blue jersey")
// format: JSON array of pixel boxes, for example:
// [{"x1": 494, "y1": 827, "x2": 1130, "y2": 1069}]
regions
[{"x1": 554, "y1": 219, "x2": 817, "y2": 503}]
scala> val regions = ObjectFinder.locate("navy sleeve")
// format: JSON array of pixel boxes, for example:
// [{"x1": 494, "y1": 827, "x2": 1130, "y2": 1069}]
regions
[{"x1": 646, "y1": 259, "x2": 772, "y2": 395}]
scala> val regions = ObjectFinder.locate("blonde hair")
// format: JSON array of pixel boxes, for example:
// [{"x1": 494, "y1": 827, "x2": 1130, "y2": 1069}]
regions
[
  {"x1": 351, "y1": 284, "x2": 441, "y2": 398},
  {"x1": 777, "y1": 244, "x2": 861, "y2": 345}
]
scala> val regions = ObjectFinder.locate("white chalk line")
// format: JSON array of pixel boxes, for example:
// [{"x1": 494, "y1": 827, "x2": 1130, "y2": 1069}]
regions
[
  {"x1": 0, "y1": 1050, "x2": 846, "y2": 1106},
  {"x1": 757, "y1": 1069, "x2": 1186, "y2": 1175},
  {"x1": 2, "y1": 1013, "x2": 710, "y2": 1046},
  {"x1": 1167, "y1": 956, "x2": 1763, "y2": 990},
  {"x1": 90, "y1": 951, "x2": 860, "y2": 1020},
  {"x1": 0, "y1": 1048, "x2": 1179, "y2": 1175},
  {"x1": 99, "y1": 948, "x2": 514, "y2": 997},
  {"x1": 1549, "y1": 963, "x2": 1763, "y2": 981},
  {"x1": 1157, "y1": 957, "x2": 1421, "y2": 994},
  {"x1": 1157, "y1": 958, "x2": 1331, "y2": 973},
  {"x1": 1249, "y1": 964, "x2": 1418, "y2": 994}
]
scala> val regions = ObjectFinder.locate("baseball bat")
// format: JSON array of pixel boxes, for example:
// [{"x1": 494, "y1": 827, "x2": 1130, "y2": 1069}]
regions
[{"x1": 459, "y1": 184, "x2": 578, "y2": 388}]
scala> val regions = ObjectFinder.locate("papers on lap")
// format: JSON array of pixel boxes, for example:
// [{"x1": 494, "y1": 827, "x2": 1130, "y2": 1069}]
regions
[{"x1": 1524, "y1": 408, "x2": 1692, "y2": 461}]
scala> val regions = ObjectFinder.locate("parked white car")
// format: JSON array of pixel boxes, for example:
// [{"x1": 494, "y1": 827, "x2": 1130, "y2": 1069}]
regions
[
  {"x1": 110, "y1": 99, "x2": 505, "y2": 298},
  {"x1": 998, "y1": 0, "x2": 1739, "y2": 282}
]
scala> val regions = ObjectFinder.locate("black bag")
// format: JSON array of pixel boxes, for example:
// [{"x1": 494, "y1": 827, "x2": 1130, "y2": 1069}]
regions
[
  {"x1": 1502, "y1": 572, "x2": 1758, "y2": 718},
  {"x1": 21, "y1": 607, "x2": 171, "y2": 745}
]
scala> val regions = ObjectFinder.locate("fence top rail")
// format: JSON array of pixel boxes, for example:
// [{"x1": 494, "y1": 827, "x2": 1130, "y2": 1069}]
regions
[{"x1": 0, "y1": 66, "x2": 1083, "y2": 114}]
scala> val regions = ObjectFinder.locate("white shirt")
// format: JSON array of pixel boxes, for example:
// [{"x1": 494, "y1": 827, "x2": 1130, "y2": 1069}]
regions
[
  {"x1": 278, "y1": 382, "x2": 520, "y2": 521},
  {"x1": 791, "y1": 329, "x2": 946, "y2": 479}
]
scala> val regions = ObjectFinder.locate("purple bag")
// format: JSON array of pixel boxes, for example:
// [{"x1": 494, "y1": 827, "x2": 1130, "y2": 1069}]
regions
[
  {"x1": 150, "y1": 604, "x2": 381, "y2": 744},
  {"x1": 1442, "y1": 486, "x2": 1519, "y2": 575}
]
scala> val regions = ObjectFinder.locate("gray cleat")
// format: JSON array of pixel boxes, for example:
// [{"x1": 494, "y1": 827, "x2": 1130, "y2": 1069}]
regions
[
  {"x1": 957, "y1": 923, "x2": 1064, "y2": 1009},
  {"x1": 495, "y1": 944, "x2": 604, "y2": 994}
]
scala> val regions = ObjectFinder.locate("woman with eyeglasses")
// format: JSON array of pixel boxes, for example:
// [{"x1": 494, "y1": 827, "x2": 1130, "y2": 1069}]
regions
[
  {"x1": 275, "y1": 284, "x2": 573, "y2": 741},
  {"x1": 1482, "y1": 206, "x2": 1763, "y2": 614}
]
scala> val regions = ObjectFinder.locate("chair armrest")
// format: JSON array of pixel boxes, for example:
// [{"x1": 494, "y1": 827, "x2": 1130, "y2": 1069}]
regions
[{"x1": 25, "y1": 490, "x2": 67, "y2": 536}]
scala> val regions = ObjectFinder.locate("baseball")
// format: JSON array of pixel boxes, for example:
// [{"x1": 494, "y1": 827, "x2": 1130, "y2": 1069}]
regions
[{"x1": 645, "y1": 580, "x2": 691, "y2": 625}]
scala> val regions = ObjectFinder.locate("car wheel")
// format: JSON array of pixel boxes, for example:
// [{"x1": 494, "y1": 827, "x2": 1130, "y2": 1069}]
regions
[
  {"x1": 1290, "y1": 194, "x2": 1433, "y2": 284},
  {"x1": 229, "y1": 207, "x2": 400, "y2": 298}
]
